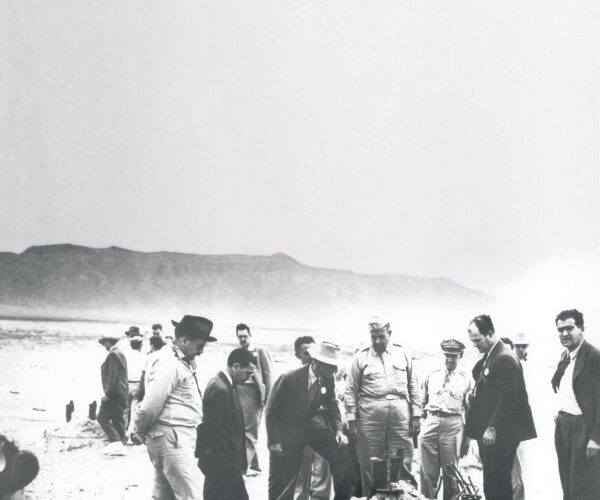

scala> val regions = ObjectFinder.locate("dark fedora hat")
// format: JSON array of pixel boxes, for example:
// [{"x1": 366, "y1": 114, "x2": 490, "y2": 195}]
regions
[
  {"x1": 125, "y1": 326, "x2": 140, "y2": 336},
  {"x1": 171, "y1": 315, "x2": 216, "y2": 342}
]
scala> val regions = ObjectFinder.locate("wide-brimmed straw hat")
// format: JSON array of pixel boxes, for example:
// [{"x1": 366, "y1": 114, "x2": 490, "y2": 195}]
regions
[
  {"x1": 308, "y1": 341, "x2": 341, "y2": 367},
  {"x1": 98, "y1": 335, "x2": 120, "y2": 345}
]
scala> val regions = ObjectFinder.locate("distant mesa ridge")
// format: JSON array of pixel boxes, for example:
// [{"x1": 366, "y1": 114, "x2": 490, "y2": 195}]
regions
[{"x1": 0, "y1": 244, "x2": 489, "y2": 318}]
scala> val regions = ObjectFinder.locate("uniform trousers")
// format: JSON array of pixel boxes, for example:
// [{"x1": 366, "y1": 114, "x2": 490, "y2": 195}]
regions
[
  {"x1": 356, "y1": 396, "x2": 413, "y2": 496},
  {"x1": 269, "y1": 427, "x2": 354, "y2": 500},
  {"x1": 477, "y1": 438, "x2": 518, "y2": 500},
  {"x1": 555, "y1": 411, "x2": 600, "y2": 500},
  {"x1": 97, "y1": 395, "x2": 127, "y2": 443},
  {"x1": 146, "y1": 425, "x2": 202, "y2": 500},
  {"x1": 419, "y1": 413, "x2": 462, "y2": 500},
  {"x1": 237, "y1": 383, "x2": 264, "y2": 472}
]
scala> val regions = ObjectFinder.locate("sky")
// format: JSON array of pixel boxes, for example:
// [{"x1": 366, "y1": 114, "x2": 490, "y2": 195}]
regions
[{"x1": 1, "y1": 1, "x2": 598, "y2": 302}]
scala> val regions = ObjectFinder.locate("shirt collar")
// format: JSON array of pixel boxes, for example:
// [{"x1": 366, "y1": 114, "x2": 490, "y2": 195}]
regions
[
  {"x1": 569, "y1": 341, "x2": 584, "y2": 360},
  {"x1": 224, "y1": 370, "x2": 234, "y2": 386}
]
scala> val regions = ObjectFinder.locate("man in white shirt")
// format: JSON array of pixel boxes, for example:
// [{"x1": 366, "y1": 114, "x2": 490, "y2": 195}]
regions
[{"x1": 551, "y1": 309, "x2": 600, "y2": 500}]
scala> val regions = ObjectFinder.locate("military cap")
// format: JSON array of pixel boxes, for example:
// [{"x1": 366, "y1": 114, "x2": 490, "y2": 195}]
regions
[
  {"x1": 440, "y1": 339, "x2": 465, "y2": 354},
  {"x1": 171, "y1": 315, "x2": 216, "y2": 342},
  {"x1": 369, "y1": 316, "x2": 391, "y2": 333}
]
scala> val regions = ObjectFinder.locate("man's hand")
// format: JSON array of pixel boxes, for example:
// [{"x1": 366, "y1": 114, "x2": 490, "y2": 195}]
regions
[
  {"x1": 459, "y1": 437, "x2": 471, "y2": 458},
  {"x1": 409, "y1": 416, "x2": 421, "y2": 436},
  {"x1": 482, "y1": 426, "x2": 497, "y2": 446},
  {"x1": 269, "y1": 443, "x2": 283, "y2": 457},
  {"x1": 130, "y1": 432, "x2": 145, "y2": 446},
  {"x1": 586, "y1": 439, "x2": 600, "y2": 460},
  {"x1": 347, "y1": 420, "x2": 358, "y2": 441},
  {"x1": 336, "y1": 431, "x2": 348, "y2": 447}
]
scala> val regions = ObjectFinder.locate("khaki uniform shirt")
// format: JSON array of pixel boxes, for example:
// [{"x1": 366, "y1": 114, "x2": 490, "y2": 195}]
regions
[
  {"x1": 422, "y1": 368, "x2": 472, "y2": 416},
  {"x1": 344, "y1": 343, "x2": 421, "y2": 421}
]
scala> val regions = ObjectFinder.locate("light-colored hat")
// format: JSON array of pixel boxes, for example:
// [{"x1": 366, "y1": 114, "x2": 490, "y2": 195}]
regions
[
  {"x1": 98, "y1": 335, "x2": 120, "y2": 345},
  {"x1": 369, "y1": 316, "x2": 391, "y2": 333},
  {"x1": 441, "y1": 339, "x2": 466, "y2": 354},
  {"x1": 308, "y1": 341, "x2": 341, "y2": 367},
  {"x1": 513, "y1": 332, "x2": 529, "y2": 346}
]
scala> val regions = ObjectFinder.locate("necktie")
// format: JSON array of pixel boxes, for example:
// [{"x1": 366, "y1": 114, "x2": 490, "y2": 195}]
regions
[
  {"x1": 551, "y1": 354, "x2": 570, "y2": 393},
  {"x1": 307, "y1": 378, "x2": 321, "y2": 413}
]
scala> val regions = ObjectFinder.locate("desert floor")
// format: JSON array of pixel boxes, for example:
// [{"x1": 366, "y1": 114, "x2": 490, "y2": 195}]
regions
[{"x1": 0, "y1": 319, "x2": 562, "y2": 499}]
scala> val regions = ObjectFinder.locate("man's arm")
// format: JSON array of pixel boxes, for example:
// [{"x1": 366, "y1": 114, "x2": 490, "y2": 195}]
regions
[
  {"x1": 589, "y1": 349, "x2": 600, "y2": 444},
  {"x1": 259, "y1": 348, "x2": 273, "y2": 403},
  {"x1": 265, "y1": 373, "x2": 287, "y2": 448},
  {"x1": 421, "y1": 374, "x2": 429, "y2": 416},
  {"x1": 133, "y1": 358, "x2": 178, "y2": 436},
  {"x1": 105, "y1": 351, "x2": 123, "y2": 397},
  {"x1": 344, "y1": 355, "x2": 361, "y2": 422},
  {"x1": 406, "y1": 354, "x2": 422, "y2": 418}
]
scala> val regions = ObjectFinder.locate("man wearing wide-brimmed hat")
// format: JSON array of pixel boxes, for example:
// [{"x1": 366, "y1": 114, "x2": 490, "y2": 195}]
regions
[
  {"x1": 266, "y1": 340, "x2": 355, "y2": 500},
  {"x1": 344, "y1": 317, "x2": 422, "y2": 497},
  {"x1": 97, "y1": 334, "x2": 129, "y2": 456},
  {"x1": 134, "y1": 315, "x2": 216, "y2": 500},
  {"x1": 419, "y1": 339, "x2": 471, "y2": 500}
]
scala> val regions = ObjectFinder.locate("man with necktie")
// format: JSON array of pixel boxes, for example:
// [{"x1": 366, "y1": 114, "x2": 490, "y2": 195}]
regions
[
  {"x1": 266, "y1": 341, "x2": 355, "y2": 500},
  {"x1": 419, "y1": 339, "x2": 472, "y2": 499},
  {"x1": 551, "y1": 309, "x2": 600, "y2": 500}
]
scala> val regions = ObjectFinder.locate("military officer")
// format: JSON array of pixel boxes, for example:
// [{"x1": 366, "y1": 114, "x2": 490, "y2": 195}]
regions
[
  {"x1": 419, "y1": 339, "x2": 472, "y2": 499},
  {"x1": 344, "y1": 317, "x2": 421, "y2": 497}
]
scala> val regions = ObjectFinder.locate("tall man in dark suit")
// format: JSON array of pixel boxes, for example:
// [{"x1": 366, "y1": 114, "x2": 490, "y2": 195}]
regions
[
  {"x1": 465, "y1": 315, "x2": 536, "y2": 500},
  {"x1": 196, "y1": 348, "x2": 257, "y2": 500},
  {"x1": 266, "y1": 341, "x2": 355, "y2": 500},
  {"x1": 97, "y1": 334, "x2": 129, "y2": 456},
  {"x1": 551, "y1": 309, "x2": 600, "y2": 500}
]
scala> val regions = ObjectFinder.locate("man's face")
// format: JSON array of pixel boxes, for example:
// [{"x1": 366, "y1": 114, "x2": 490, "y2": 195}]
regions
[
  {"x1": 371, "y1": 330, "x2": 390, "y2": 354},
  {"x1": 556, "y1": 318, "x2": 584, "y2": 352},
  {"x1": 312, "y1": 359, "x2": 337, "y2": 378},
  {"x1": 444, "y1": 353, "x2": 461, "y2": 372},
  {"x1": 296, "y1": 342, "x2": 315, "y2": 365},
  {"x1": 515, "y1": 345, "x2": 528, "y2": 361},
  {"x1": 237, "y1": 329, "x2": 251, "y2": 349},
  {"x1": 152, "y1": 329, "x2": 162, "y2": 337},
  {"x1": 468, "y1": 322, "x2": 494, "y2": 354},
  {"x1": 180, "y1": 337, "x2": 207, "y2": 359},
  {"x1": 231, "y1": 362, "x2": 256, "y2": 384}
]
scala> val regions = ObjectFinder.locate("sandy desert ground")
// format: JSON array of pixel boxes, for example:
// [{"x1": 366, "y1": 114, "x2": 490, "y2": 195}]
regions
[{"x1": 0, "y1": 318, "x2": 563, "y2": 499}]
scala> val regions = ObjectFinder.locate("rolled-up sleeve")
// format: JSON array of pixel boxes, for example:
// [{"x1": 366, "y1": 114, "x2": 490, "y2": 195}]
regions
[{"x1": 134, "y1": 358, "x2": 178, "y2": 436}]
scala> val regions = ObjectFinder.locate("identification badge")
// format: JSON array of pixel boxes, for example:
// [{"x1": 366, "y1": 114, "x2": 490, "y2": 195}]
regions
[
  {"x1": 484, "y1": 368, "x2": 489, "y2": 376},
  {"x1": 320, "y1": 387, "x2": 327, "y2": 395}
]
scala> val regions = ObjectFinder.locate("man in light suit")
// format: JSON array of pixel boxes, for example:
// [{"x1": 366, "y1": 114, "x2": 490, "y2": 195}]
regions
[
  {"x1": 266, "y1": 341, "x2": 355, "y2": 500},
  {"x1": 236, "y1": 322, "x2": 273, "y2": 476},
  {"x1": 465, "y1": 315, "x2": 536, "y2": 500},
  {"x1": 196, "y1": 348, "x2": 257, "y2": 500},
  {"x1": 551, "y1": 309, "x2": 600, "y2": 500}
]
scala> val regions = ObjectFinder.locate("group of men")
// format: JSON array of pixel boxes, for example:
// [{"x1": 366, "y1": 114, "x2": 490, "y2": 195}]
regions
[{"x1": 95, "y1": 308, "x2": 600, "y2": 500}]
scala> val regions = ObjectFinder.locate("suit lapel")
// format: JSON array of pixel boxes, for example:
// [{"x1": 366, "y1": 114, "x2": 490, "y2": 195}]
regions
[
  {"x1": 573, "y1": 341, "x2": 589, "y2": 382},
  {"x1": 296, "y1": 365, "x2": 310, "y2": 408}
]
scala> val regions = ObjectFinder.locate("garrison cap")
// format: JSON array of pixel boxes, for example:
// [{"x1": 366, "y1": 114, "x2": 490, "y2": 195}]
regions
[{"x1": 440, "y1": 339, "x2": 465, "y2": 354}]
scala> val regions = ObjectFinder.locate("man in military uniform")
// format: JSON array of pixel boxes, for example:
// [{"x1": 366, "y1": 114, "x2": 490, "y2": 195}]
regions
[
  {"x1": 419, "y1": 339, "x2": 472, "y2": 499},
  {"x1": 344, "y1": 318, "x2": 421, "y2": 497}
]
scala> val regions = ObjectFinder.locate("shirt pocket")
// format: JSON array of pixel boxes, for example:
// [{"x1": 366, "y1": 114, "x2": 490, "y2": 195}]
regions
[
  {"x1": 363, "y1": 363, "x2": 384, "y2": 381},
  {"x1": 392, "y1": 362, "x2": 408, "y2": 394}
]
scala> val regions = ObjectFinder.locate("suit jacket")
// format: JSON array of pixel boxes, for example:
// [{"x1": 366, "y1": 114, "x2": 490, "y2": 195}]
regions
[
  {"x1": 196, "y1": 371, "x2": 247, "y2": 474},
  {"x1": 265, "y1": 364, "x2": 341, "y2": 449},
  {"x1": 466, "y1": 340, "x2": 536, "y2": 443},
  {"x1": 101, "y1": 347, "x2": 128, "y2": 400},
  {"x1": 551, "y1": 340, "x2": 600, "y2": 443}
]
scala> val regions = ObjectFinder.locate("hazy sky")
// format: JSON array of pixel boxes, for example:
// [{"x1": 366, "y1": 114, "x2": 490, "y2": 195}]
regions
[{"x1": 1, "y1": 2, "x2": 598, "y2": 298}]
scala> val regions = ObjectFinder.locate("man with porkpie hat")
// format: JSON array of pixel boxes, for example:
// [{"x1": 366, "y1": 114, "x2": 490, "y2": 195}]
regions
[
  {"x1": 97, "y1": 334, "x2": 129, "y2": 456},
  {"x1": 266, "y1": 341, "x2": 355, "y2": 500},
  {"x1": 419, "y1": 339, "x2": 472, "y2": 500},
  {"x1": 344, "y1": 317, "x2": 421, "y2": 496},
  {"x1": 134, "y1": 315, "x2": 215, "y2": 500}
]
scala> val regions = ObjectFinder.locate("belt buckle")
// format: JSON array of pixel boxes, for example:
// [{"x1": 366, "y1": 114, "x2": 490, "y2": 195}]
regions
[{"x1": 385, "y1": 394, "x2": 396, "y2": 400}]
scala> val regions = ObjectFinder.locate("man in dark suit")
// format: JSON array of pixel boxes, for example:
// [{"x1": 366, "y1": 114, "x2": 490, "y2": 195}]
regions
[
  {"x1": 97, "y1": 334, "x2": 129, "y2": 456},
  {"x1": 551, "y1": 309, "x2": 600, "y2": 500},
  {"x1": 465, "y1": 315, "x2": 536, "y2": 500},
  {"x1": 266, "y1": 341, "x2": 355, "y2": 500},
  {"x1": 196, "y1": 348, "x2": 257, "y2": 500}
]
